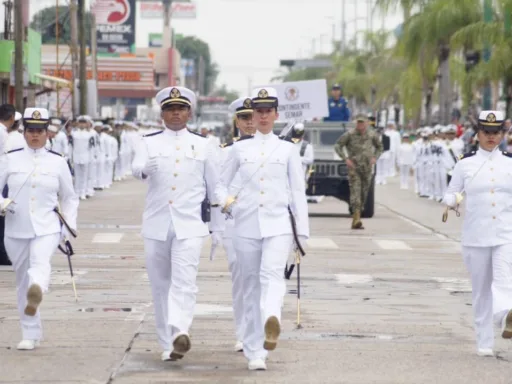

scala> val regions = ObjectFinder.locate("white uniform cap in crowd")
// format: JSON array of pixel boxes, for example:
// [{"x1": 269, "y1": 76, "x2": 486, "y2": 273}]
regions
[
  {"x1": 294, "y1": 122, "x2": 305, "y2": 132},
  {"x1": 229, "y1": 97, "x2": 253, "y2": 115},
  {"x1": 478, "y1": 110, "x2": 504, "y2": 127},
  {"x1": 423, "y1": 127, "x2": 433, "y2": 136},
  {"x1": 51, "y1": 118, "x2": 61, "y2": 126},
  {"x1": 156, "y1": 86, "x2": 196, "y2": 109},
  {"x1": 446, "y1": 124, "x2": 457, "y2": 133},
  {"x1": 23, "y1": 108, "x2": 50, "y2": 129},
  {"x1": 14, "y1": 111, "x2": 22, "y2": 121},
  {"x1": 251, "y1": 87, "x2": 278, "y2": 108},
  {"x1": 48, "y1": 125, "x2": 58, "y2": 133},
  {"x1": 93, "y1": 122, "x2": 103, "y2": 128}
]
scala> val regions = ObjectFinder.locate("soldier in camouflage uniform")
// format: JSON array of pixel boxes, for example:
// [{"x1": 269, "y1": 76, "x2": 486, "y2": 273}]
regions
[{"x1": 334, "y1": 114, "x2": 383, "y2": 229}]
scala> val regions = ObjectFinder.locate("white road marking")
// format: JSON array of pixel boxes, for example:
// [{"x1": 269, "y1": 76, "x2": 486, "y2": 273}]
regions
[
  {"x1": 335, "y1": 274, "x2": 373, "y2": 284},
  {"x1": 396, "y1": 215, "x2": 432, "y2": 234},
  {"x1": 194, "y1": 303, "x2": 233, "y2": 316},
  {"x1": 92, "y1": 233, "x2": 124, "y2": 243},
  {"x1": 307, "y1": 237, "x2": 339, "y2": 249},
  {"x1": 373, "y1": 240, "x2": 412, "y2": 250},
  {"x1": 50, "y1": 270, "x2": 87, "y2": 285},
  {"x1": 433, "y1": 277, "x2": 471, "y2": 292}
]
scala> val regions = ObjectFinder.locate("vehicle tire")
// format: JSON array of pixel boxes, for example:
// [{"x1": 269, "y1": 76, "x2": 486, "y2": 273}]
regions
[{"x1": 362, "y1": 178, "x2": 375, "y2": 218}]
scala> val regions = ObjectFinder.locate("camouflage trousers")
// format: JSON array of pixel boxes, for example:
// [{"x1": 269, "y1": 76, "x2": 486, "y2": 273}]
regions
[{"x1": 348, "y1": 167, "x2": 373, "y2": 212}]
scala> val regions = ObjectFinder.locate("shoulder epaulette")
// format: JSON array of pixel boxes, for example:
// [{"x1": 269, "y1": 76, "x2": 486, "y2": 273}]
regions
[
  {"x1": 6, "y1": 148, "x2": 23, "y2": 154},
  {"x1": 188, "y1": 129, "x2": 206, "y2": 138},
  {"x1": 143, "y1": 130, "x2": 163, "y2": 137},
  {"x1": 220, "y1": 142, "x2": 234, "y2": 148},
  {"x1": 502, "y1": 151, "x2": 512, "y2": 158},
  {"x1": 47, "y1": 150, "x2": 63, "y2": 157},
  {"x1": 279, "y1": 136, "x2": 294, "y2": 143},
  {"x1": 458, "y1": 151, "x2": 476, "y2": 161},
  {"x1": 234, "y1": 135, "x2": 254, "y2": 143}
]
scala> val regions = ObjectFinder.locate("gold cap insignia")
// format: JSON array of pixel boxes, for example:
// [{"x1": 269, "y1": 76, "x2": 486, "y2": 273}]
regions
[
  {"x1": 32, "y1": 110, "x2": 41, "y2": 120},
  {"x1": 487, "y1": 113, "x2": 496, "y2": 122},
  {"x1": 258, "y1": 89, "x2": 268, "y2": 98},
  {"x1": 170, "y1": 88, "x2": 181, "y2": 99},
  {"x1": 243, "y1": 98, "x2": 252, "y2": 108}
]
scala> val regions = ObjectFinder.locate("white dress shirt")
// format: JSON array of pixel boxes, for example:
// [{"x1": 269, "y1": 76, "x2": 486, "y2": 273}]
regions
[
  {"x1": 216, "y1": 130, "x2": 309, "y2": 240},
  {"x1": 132, "y1": 127, "x2": 224, "y2": 241},
  {"x1": 397, "y1": 142, "x2": 415, "y2": 166},
  {"x1": 0, "y1": 145, "x2": 78, "y2": 239},
  {"x1": 443, "y1": 148, "x2": 512, "y2": 247},
  {"x1": 71, "y1": 129, "x2": 93, "y2": 164}
]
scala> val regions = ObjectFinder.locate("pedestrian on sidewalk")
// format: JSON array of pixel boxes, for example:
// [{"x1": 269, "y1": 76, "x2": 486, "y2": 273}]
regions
[
  {"x1": 443, "y1": 110, "x2": 512, "y2": 358},
  {"x1": 0, "y1": 107, "x2": 78, "y2": 351},
  {"x1": 216, "y1": 87, "x2": 309, "y2": 371},
  {"x1": 132, "y1": 86, "x2": 224, "y2": 362}
]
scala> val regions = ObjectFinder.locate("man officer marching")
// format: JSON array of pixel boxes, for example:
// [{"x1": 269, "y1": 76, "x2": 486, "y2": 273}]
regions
[
  {"x1": 334, "y1": 114, "x2": 383, "y2": 229},
  {"x1": 219, "y1": 96, "x2": 256, "y2": 352},
  {"x1": 216, "y1": 87, "x2": 309, "y2": 371},
  {"x1": 132, "y1": 86, "x2": 224, "y2": 362},
  {"x1": 0, "y1": 107, "x2": 78, "y2": 350}
]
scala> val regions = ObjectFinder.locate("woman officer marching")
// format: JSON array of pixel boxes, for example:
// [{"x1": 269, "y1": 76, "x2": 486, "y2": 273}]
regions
[
  {"x1": 443, "y1": 110, "x2": 512, "y2": 357},
  {"x1": 0, "y1": 107, "x2": 78, "y2": 350}
]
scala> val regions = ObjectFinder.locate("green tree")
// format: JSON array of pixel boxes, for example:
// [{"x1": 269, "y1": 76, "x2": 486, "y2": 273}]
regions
[
  {"x1": 30, "y1": 6, "x2": 92, "y2": 45},
  {"x1": 176, "y1": 35, "x2": 219, "y2": 95},
  {"x1": 211, "y1": 84, "x2": 239, "y2": 103}
]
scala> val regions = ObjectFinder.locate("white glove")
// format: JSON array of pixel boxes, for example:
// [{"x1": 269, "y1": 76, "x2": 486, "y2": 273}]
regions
[
  {"x1": 142, "y1": 158, "x2": 158, "y2": 177},
  {"x1": 60, "y1": 226, "x2": 71, "y2": 241},
  {"x1": 1, "y1": 199, "x2": 15, "y2": 215}
]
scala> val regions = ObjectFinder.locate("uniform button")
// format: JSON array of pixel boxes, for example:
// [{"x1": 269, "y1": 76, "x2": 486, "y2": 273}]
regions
[
  {"x1": 491, "y1": 168, "x2": 494, "y2": 171},
  {"x1": 261, "y1": 152, "x2": 265, "y2": 156},
  {"x1": 259, "y1": 204, "x2": 263, "y2": 207},
  {"x1": 491, "y1": 189, "x2": 494, "y2": 193},
  {"x1": 31, "y1": 197, "x2": 35, "y2": 201},
  {"x1": 176, "y1": 146, "x2": 180, "y2": 150},
  {"x1": 260, "y1": 165, "x2": 264, "y2": 168},
  {"x1": 492, "y1": 203, "x2": 496, "y2": 206},
  {"x1": 169, "y1": 200, "x2": 173, "y2": 204},
  {"x1": 172, "y1": 186, "x2": 176, "y2": 191},
  {"x1": 260, "y1": 178, "x2": 264, "y2": 181},
  {"x1": 260, "y1": 191, "x2": 264, "y2": 195},
  {"x1": 492, "y1": 178, "x2": 495, "y2": 182},
  {"x1": 32, "y1": 185, "x2": 35, "y2": 188},
  {"x1": 493, "y1": 216, "x2": 496, "y2": 219},
  {"x1": 174, "y1": 173, "x2": 178, "y2": 177},
  {"x1": 176, "y1": 159, "x2": 180, "y2": 163}
]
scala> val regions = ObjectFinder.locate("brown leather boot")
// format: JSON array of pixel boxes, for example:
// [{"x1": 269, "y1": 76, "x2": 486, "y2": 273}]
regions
[{"x1": 351, "y1": 209, "x2": 364, "y2": 229}]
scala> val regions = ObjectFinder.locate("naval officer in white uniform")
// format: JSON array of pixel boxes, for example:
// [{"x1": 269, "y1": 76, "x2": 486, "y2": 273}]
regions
[
  {"x1": 216, "y1": 87, "x2": 309, "y2": 371},
  {"x1": 0, "y1": 107, "x2": 78, "y2": 350},
  {"x1": 132, "y1": 86, "x2": 224, "y2": 362},
  {"x1": 443, "y1": 110, "x2": 512, "y2": 357},
  {"x1": 220, "y1": 96, "x2": 256, "y2": 352}
]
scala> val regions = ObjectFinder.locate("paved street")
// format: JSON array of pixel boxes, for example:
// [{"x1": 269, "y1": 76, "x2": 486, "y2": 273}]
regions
[{"x1": 0, "y1": 175, "x2": 511, "y2": 383}]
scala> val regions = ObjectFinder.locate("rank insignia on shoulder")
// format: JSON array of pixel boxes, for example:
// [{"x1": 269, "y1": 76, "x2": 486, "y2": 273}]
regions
[
  {"x1": 143, "y1": 130, "x2": 163, "y2": 137},
  {"x1": 7, "y1": 148, "x2": 23, "y2": 154},
  {"x1": 502, "y1": 151, "x2": 512, "y2": 158},
  {"x1": 235, "y1": 135, "x2": 254, "y2": 142},
  {"x1": 47, "y1": 150, "x2": 63, "y2": 156},
  {"x1": 188, "y1": 129, "x2": 206, "y2": 138},
  {"x1": 458, "y1": 151, "x2": 476, "y2": 161},
  {"x1": 220, "y1": 142, "x2": 234, "y2": 148}
]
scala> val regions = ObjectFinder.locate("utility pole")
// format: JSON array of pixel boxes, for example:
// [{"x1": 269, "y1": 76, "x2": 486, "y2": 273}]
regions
[
  {"x1": 14, "y1": 0, "x2": 23, "y2": 110},
  {"x1": 69, "y1": 0, "x2": 78, "y2": 118},
  {"x1": 91, "y1": 13, "x2": 98, "y2": 117},
  {"x1": 163, "y1": 0, "x2": 173, "y2": 85},
  {"x1": 482, "y1": 0, "x2": 492, "y2": 109},
  {"x1": 197, "y1": 55, "x2": 205, "y2": 96},
  {"x1": 78, "y1": 0, "x2": 87, "y2": 115},
  {"x1": 56, "y1": 0, "x2": 60, "y2": 116},
  {"x1": 341, "y1": 0, "x2": 346, "y2": 53}
]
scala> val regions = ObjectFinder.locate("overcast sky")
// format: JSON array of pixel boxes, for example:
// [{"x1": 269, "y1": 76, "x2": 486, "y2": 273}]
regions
[{"x1": 23, "y1": 0, "x2": 402, "y2": 97}]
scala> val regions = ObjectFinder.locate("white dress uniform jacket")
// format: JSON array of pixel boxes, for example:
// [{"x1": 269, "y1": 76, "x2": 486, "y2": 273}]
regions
[
  {"x1": 443, "y1": 149, "x2": 512, "y2": 247},
  {"x1": 216, "y1": 131, "x2": 309, "y2": 239},
  {"x1": 53, "y1": 130, "x2": 69, "y2": 157},
  {"x1": 132, "y1": 128, "x2": 224, "y2": 240},
  {"x1": 0, "y1": 146, "x2": 78, "y2": 238},
  {"x1": 6, "y1": 130, "x2": 25, "y2": 152}
]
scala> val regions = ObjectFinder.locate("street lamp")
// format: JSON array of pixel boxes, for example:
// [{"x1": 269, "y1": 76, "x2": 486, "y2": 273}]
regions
[{"x1": 341, "y1": 17, "x2": 367, "y2": 53}]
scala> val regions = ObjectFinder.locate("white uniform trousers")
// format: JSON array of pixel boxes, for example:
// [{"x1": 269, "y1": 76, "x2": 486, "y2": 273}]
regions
[
  {"x1": 234, "y1": 234, "x2": 293, "y2": 361},
  {"x1": 433, "y1": 162, "x2": 443, "y2": 199},
  {"x1": 463, "y1": 244, "x2": 512, "y2": 350},
  {"x1": 222, "y1": 235, "x2": 245, "y2": 342},
  {"x1": 96, "y1": 160, "x2": 104, "y2": 189},
  {"x1": 376, "y1": 157, "x2": 387, "y2": 185},
  {"x1": 73, "y1": 163, "x2": 88, "y2": 197},
  {"x1": 387, "y1": 152, "x2": 397, "y2": 177},
  {"x1": 87, "y1": 161, "x2": 97, "y2": 195},
  {"x1": 414, "y1": 164, "x2": 420, "y2": 194},
  {"x1": 114, "y1": 156, "x2": 123, "y2": 180},
  {"x1": 144, "y1": 222, "x2": 205, "y2": 351},
  {"x1": 4, "y1": 233, "x2": 60, "y2": 340},
  {"x1": 399, "y1": 165, "x2": 411, "y2": 189},
  {"x1": 105, "y1": 160, "x2": 113, "y2": 187}
]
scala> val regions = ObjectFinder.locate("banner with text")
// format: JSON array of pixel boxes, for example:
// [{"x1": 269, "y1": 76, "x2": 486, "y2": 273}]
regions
[
  {"x1": 139, "y1": 2, "x2": 197, "y2": 19},
  {"x1": 254, "y1": 79, "x2": 329, "y2": 121},
  {"x1": 92, "y1": 0, "x2": 136, "y2": 54}
]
